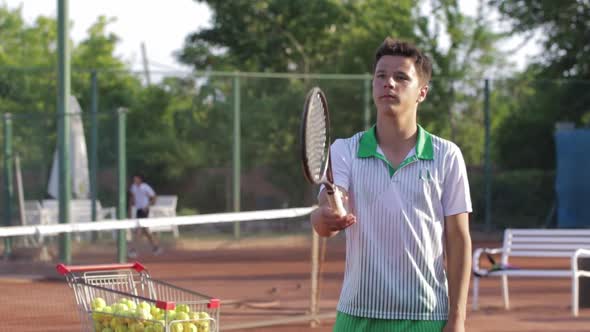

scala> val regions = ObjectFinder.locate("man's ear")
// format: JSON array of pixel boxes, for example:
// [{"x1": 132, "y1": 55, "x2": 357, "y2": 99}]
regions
[{"x1": 417, "y1": 84, "x2": 429, "y2": 103}]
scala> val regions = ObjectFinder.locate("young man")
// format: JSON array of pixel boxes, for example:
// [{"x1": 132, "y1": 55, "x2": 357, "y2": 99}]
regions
[
  {"x1": 128, "y1": 173, "x2": 162, "y2": 257},
  {"x1": 310, "y1": 38, "x2": 472, "y2": 332}
]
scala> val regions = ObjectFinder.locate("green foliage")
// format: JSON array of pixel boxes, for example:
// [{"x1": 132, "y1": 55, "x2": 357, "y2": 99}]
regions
[
  {"x1": 0, "y1": 6, "x2": 143, "y2": 200},
  {"x1": 488, "y1": 0, "x2": 590, "y2": 169},
  {"x1": 175, "y1": 0, "x2": 507, "y2": 209},
  {"x1": 491, "y1": 0, "x2": 590, "y2": 79},
  {"x1": 470, "y1": 169, "x2": 555, "y2": 228},
  {"x1": 181, "y1": 0, "x2": 351, "y2": 73},
  {"x1": 4, "y1": 1, "x2": 581, "y2": 219}
]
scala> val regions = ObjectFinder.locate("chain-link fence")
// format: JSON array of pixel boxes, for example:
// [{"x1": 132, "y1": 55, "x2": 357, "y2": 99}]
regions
[{"x1": 2, "y1": 68, "x2": 589, "y2": 231}]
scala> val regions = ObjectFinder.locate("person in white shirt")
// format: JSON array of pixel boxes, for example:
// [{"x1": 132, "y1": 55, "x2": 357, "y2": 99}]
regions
[
  {"x1": 128, "y1": 173, "x2": 161, "y2": 257},
  {"x1": 310, "y1": 38, "x2": 472, "y2": 332}
]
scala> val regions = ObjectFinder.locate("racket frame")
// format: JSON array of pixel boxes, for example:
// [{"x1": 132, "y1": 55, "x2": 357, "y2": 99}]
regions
[{"x1": 300, "y1": 87, "x2": 346, "y2": 216}]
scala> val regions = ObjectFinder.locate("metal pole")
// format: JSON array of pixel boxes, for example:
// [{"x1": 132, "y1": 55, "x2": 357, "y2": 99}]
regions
[
  {"x1": 364, "y1": 75, "x2": 371, "y2": 129},
  {"x1": 233, "y1": 74, "x2": 241, "y2": 239},
  {"x1": 14, "y1": 155, "x2": 25, "y2": 227},
  {"x1": 117, "y1": 108, "x2": 128, "y2": 263},
  {"x1": 57, "y1": 0, "x2": 71, "y2": 264},
  {"x1": 484, "y1": 79, "x2": 492, "y2": 231},
  {"x1": 90, "y1": 70, "x2": 99, "y2": 241},
  {"x1": 3, "y1": 114, "x2": 13, "y2": 259},
  {"x1": 140, "y1": 42, "x2": 151, "y2": 86}
]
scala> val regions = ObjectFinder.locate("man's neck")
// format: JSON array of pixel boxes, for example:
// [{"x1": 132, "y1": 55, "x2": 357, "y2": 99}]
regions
[{"x1": 375, "y1": 112, "x2": 418, "y2": 150}]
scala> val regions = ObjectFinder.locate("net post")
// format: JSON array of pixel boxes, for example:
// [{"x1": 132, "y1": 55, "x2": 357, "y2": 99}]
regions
[{"x1": 310, "y1": 229, "x2": 319, "y2": 327}]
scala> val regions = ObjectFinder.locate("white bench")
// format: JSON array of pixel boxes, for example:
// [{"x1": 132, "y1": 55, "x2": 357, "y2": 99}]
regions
[
  {"x1": 23, "y1": 200, "x2": 54, "y2": 226},
  {"x1": 42, "y1": 199, "x2": 116, "y2": 223},
  {"x1": 149, "y1": 195, "x2": 178, "y2": 218},
  {"x1": 41, "y1": 199, "x2": 117, "y2": 242},
  {"x1": 472, "y1": 228, "x2": 590, "y2": 316},
  {"x1": 138, "y1": 195, "x2": 180, "y2": 238},
  {"x1": 20, "y1": 200, "x2": 55, "y2": 246}
]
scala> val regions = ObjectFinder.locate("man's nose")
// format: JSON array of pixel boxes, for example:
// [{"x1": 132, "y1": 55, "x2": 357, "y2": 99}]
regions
[{"x1": 384, "y1": 76, "x2": 395, "y2": 88}]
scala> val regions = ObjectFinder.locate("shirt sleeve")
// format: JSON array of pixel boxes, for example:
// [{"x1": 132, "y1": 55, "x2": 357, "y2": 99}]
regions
[
  {"x1": 319, "y1": 139, "x2": 352, "y2": 195},
  {"x1": 442, "y1": 144, "x2": 473, "y2": 216},
  {"x1": 143, "y1": 183, "x2": 156, "y2": 197},
  {"x1": 330, "y1": 139, "x2": 352, "y2": 191}
]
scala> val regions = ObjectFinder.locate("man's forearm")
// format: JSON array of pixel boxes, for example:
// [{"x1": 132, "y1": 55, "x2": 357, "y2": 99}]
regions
[{"x1": 446, "y1": 232, "x2": 472, "y2": 321}]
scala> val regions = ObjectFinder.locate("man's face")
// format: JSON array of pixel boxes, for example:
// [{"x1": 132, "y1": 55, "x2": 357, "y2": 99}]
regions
[
  {"x1": 372, "y1": 55, "x2": 428, "y2": 118},
  {"x1": 133, "y1": 176, "x2": 142, "y2": 185}
]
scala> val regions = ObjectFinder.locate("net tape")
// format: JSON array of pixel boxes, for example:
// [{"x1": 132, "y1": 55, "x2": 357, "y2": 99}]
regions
[{"x1": 0, "y1": 207, "x2": 314, "y2": 238}]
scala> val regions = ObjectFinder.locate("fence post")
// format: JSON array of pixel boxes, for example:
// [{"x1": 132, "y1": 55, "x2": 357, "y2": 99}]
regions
[
  {"x1": 233, "y1": 73, "x2": 241, "y2": 239},
  {"x1": 364, "y1": 74, "x2": 371, "y2": 130},
  {"x1": 90, "y1": 70, "x2": 99, "y2": 241},
  {"x1": 3, "y1": 113, "x2": 13, "y2": 259},
  {"x1": 117, "y1": 107, "x2": 128, "y2": 263},
  {"x1": 484, "y1": 79, "x2": 492, "y2": 231},
  {"x1": 57, "y1": 0, "x2": 72, "y2": 264}
]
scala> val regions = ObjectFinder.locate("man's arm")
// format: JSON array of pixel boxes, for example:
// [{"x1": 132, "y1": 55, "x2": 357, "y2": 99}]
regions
[
  {"x1": 128, "y1": 193, "x2": 135, "y2": 206},
  {"x1": 128, "y1": 190, "x2": 135, "y2": 217},
  {"x1": 444, "y1": 212, "x2": 471, "y2": 332},
  {"x1": 144, "y1": 183, "x2": 157, "y2": 206},
  {"x1": 310, "y1": 188, "x2": 356, "y2": 238}
]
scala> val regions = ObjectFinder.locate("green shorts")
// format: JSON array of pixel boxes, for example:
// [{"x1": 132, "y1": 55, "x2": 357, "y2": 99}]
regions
[{"x1": 334, "y1": 311, "x2": 447, "y2": 332}]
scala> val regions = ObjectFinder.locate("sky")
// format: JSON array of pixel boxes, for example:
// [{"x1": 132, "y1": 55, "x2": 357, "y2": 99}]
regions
[
  {"x1": 4, "y1": 0, "x2": 212, "y2": 73},
  {"x1": 4, "y1": 0, "x2": 540, "y2": 75}
]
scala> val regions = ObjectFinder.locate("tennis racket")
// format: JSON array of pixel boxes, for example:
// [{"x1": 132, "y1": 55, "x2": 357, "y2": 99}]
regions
[{"x1": 300, "y1": 87, "x2": 346, "y2": 217}]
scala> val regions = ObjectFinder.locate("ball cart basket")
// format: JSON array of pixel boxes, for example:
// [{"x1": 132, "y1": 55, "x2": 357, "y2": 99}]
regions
[{"x1": 56, "y1": 261, "x2": 221, "y2": 332}]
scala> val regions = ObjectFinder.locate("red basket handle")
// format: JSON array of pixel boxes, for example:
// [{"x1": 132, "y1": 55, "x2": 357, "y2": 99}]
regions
[{"x1": 56, "y1": 261, "x2": 146, "y2": 275}]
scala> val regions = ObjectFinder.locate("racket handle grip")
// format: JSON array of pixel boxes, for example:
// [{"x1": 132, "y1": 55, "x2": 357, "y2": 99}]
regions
[{"x1": 327, "y1": 187, "x2": 347, "y2": 217}]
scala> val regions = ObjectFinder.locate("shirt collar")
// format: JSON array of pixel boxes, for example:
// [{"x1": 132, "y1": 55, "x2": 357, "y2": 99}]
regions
[{"x1": 357, "y1": 124, "x2": 434, "y2": 160}]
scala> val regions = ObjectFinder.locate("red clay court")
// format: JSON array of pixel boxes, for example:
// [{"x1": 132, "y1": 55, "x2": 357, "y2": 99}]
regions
[{"x1": 0, "y1": 233, "x2": 589, "y2": 332}]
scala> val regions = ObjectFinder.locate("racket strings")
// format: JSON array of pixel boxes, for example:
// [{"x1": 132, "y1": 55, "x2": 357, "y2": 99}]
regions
[{"x1": 305, "y1": 93, "x2": 328, "y2": 182}]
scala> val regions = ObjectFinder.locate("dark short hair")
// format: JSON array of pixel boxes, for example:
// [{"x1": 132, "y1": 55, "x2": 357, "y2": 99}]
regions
[
  {"x1": 373, "y1": 37, "x2": 432, "y2": 84},
  {"x1": 133, "y1": 173, "x2": 145, "y2": 181}
]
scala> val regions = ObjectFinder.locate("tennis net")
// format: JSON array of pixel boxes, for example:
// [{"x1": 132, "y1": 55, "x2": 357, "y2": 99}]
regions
[{"x1": 0, "y1": 207, "x2": 340, "y2": 331}]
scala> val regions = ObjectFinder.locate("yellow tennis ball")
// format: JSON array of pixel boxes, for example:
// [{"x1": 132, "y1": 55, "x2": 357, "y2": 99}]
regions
[
  {"x1": 176, "y1": 304, "x2": 190, "y2": 313},
  {"x1": 153, "y1": 322, "x2": 165, "y2": 332},
  {"x1": 171, "y1": 322, "x2": 183, "y2": 332},
  {"x1": 183, "y1": 323, "x2": 197, "y2": 332},
  {"x1": 129, "y1": 322, "x2": 145, "y2": 332},
  {"x1": 92, "y1": 297, "x2": 107, "y2": 310},
  {"x1": 150, "y1": 305, "x2": 161, "y2": 317},
  {"x1": 176, "y1": 312, "x2": 190, "y2": 321}
]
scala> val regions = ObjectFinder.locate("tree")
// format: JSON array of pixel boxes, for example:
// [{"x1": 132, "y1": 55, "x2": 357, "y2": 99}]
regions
[
  {"x1": 178, "y1": 0, "x2": 507, "y2": 208},
  {"x1": 489, "y1": 0, "x2": 590, "y2": 169},
  {"x1": 0, "y1": 6, "x2": 144, "y2": 200},
  {"x1": 490, "y1": 0, "x2": 590, "y2": 79}
]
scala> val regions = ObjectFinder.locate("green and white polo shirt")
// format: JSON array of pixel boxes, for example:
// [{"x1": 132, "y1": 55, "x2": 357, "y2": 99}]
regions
[{"x1": 330, "y1": 125, "x2": 472, "y2": 320}]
